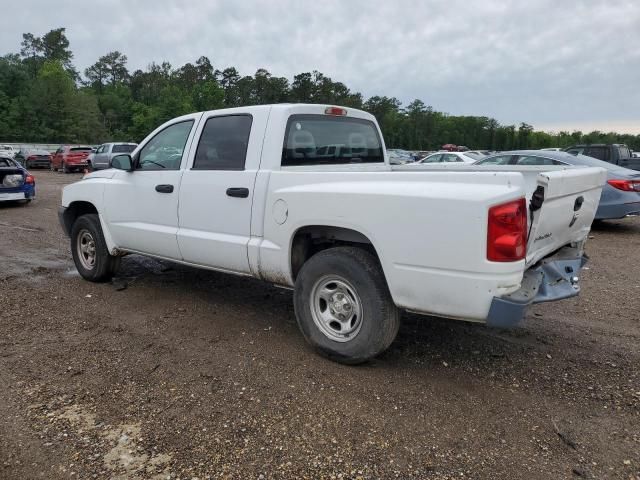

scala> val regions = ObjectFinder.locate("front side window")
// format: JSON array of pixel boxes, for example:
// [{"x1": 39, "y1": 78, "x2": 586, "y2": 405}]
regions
[
  {"x1": 282, "y1": 115, "x2": 384, "y2": 167},
  {"x1": 193, "y1": 115, "x2": 252, "y2": 170},
  {"x1": 421, "y1": 153, "x2": 442, "y2": 163},
  {"x1": 138, "y1": 121, "x2": 194, "y2": 170}
]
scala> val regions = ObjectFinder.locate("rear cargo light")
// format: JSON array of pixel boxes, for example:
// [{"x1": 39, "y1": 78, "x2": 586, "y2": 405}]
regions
[
  {"x1": 325, "y1": 106, "x2": 347, "y2": 116},
  {"x1": 607, "y1": 179, "x2": 640, "y2": 192},
  {"x1": 487, "y1": 198, "x2": 527, "y2": 262},
  {"x1": 25, "y1": 174, "x2": 35, "y2": 184}
]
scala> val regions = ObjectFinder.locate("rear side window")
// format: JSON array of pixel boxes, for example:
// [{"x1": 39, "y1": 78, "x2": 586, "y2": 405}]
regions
[
  {"x1": 193, "y1": 115, "x2": 252, "y2": 170},
  {"x1": 113, "y1": 144, "x2": 135, "y2": 153},
  {"x1": 618, "y1": 146, "x2": 631, "y2": 159},
  {"x1": 478, "y1": 155, "x2": 513, "y2": 165},
  {"x1": 282, "y1": 115, "x2": 384, "y2": 167},
  {"x1": 516, "y1": 155, "x2": 557, "y2": 166},
  {"x1": 584, "y1": 147, "x2": 608, "y2": 161}
]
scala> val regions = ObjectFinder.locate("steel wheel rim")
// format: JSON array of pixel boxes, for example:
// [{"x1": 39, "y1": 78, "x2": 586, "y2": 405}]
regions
[
  {"x1": 77, "y1": 229, "x2": 97, "y2": 270},
  {"x1": 310, "y1": 275, "x2": 363, "y2": 342}
]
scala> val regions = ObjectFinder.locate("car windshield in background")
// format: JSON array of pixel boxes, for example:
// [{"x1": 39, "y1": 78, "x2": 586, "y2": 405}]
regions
[
  {"x1": 282, "y1": 115, "x2": 384, "y2": 166},
  {"x1": 464, "y1": 152, "x2": 484, "y2": 161},
  {"x1": 113, "y1": 144, "x2": 136, "y2": 153},
  {"x1": 71, "y1": 147, "x2": 92, "y2": 152}
]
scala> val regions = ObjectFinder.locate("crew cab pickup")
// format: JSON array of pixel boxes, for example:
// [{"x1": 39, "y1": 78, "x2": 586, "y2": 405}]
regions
[
  {"x1": 59, "y1": 104, "x2": 606, "y2": 364},
  {"x1": 565, "y1": 144, "x2": 640, "y2": 171}
]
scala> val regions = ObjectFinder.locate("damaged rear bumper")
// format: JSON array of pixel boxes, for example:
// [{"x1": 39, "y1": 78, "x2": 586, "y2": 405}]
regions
[{"x1": 486, "y1": 247, "x2": 587, "y2": 328}]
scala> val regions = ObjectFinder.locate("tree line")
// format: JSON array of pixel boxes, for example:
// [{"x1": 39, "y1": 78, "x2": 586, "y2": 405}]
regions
[{"x1": 1, "y1": 27, "x2": 638, "y2": 151}]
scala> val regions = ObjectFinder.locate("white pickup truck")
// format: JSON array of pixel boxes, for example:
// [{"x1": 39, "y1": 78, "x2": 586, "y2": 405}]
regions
[{"x1": 59, "y1": 104, "x2": 606, "y2": 364}]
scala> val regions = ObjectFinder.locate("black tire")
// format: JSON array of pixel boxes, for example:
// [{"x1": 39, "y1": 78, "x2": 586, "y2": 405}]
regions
[
  {"x1": 62, "y1": 161, "x2": 69, "y2": 173},
  {"x1": 293, "y1": 246, "x2": 400, "y2": 365},
  {"x1": 70, "y1": 214, "x2": 120, "y2": 282}
]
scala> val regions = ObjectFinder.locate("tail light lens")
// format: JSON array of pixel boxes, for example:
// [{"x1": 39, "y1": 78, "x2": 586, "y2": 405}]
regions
[
  {"x1": 607, "y1": 179, "x2": 640, "y2": 192},
  {"x1": 325, "y1": 106, "x2": 347, "y2": 116},
  {"x1": 487, "y1": 198, "x2": 527, "y2": 262},
  {"x1": 25, "y1": 174, "x2": 35, "y2": 184}
]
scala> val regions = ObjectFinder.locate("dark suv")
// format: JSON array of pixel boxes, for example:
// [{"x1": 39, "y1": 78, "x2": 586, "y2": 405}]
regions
[{"x1": 565, "y1": 144, "x2": 640, "y2": 171}]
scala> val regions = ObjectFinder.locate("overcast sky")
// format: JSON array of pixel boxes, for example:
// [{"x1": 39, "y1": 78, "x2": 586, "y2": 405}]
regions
[{"x1": 2, "y1": 0, "x2": 639, "y2": 133}]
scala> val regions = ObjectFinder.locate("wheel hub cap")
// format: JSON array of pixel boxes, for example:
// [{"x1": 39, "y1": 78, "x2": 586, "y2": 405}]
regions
[{"x1": 310, "y1": 276, "x2": 363, "y2": 342}]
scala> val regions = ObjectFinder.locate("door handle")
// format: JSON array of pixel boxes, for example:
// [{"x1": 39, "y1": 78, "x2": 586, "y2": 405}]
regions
[
  {"x1": 155, "y1": 184, "x2": 174, "y2": 193},
  {"x1": 226, "y1": 187, "x2": 249, "y2": 198}
]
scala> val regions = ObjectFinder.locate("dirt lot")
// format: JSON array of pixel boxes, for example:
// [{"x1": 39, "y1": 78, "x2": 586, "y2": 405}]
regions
[{"x1": 0, "y1": 170, "x2": 639, "y2": 480}]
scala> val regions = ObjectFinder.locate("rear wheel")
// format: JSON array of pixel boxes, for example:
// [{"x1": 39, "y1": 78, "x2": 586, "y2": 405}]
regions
[
  {"x1": 70, "y1": 214, "x2": 120, "y2": 282},
  {"x1": 293, "y1": 246, "x2": 400, "y2": 364}
]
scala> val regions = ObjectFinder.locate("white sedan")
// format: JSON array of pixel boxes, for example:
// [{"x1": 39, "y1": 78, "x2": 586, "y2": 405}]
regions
[{"x1": 418, "y1": 151, "x2": 481, "y2": 164}]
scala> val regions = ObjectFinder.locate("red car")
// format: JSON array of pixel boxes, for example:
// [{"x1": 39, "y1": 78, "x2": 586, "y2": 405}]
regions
[{"x1": 52, "y1": 145, "x2": 93, "y2": 173}]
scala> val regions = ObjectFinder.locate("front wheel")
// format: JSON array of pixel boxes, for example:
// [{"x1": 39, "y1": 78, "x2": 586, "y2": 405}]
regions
[
  {"x1": 70, "y1": 214, "x2": 120, "y2": 282},
  {"x1": 293, "y1": 246, "x2": 400, "y2": 364}
]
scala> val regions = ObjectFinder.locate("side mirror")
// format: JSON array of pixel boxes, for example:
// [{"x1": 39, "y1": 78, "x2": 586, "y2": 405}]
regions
[{"x1": 111, "y1": 154, "x2": 134, "y2": 171}]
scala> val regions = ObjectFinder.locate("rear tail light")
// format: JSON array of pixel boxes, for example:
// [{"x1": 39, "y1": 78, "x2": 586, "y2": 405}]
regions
[
  {"x1": 27, "y1": 155, "x2": 35, "y2": 161},
  {"x1": 325, "y1": 106, "x2": 347, "y2": 116},
  {"x1": 607, "y1": 179, "x2": 640, "y2": 192},
  {"x1": 25, "y1": 174, "x2": 35, "y2": 184},
  {"x1": 487, "y1": 198, "x2": 527, "y2": 262}
]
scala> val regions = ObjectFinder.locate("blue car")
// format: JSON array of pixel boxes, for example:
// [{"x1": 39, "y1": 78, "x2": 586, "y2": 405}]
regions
[
  {"x1": 475, "y1": 150, "x2": 640, "y2": 220},
  {"x1": 0, "y1": 155, "x2": 35, "y2": 204}
]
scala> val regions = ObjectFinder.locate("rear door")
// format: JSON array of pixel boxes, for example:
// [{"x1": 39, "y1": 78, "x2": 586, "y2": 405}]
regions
[
  {"x1": 526, "y1": 167, "x2": 607, "y2": 265},
  {"x1": 177, "y1": 109, "x2": 269, "y2": 273}
]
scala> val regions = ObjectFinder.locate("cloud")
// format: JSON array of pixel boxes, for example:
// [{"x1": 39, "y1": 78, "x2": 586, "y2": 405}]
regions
[{"x1": 2, "y1": 0, "x2": 639, "y2": 132}]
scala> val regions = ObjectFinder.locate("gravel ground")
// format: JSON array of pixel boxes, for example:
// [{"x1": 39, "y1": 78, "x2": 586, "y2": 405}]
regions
[{"x1": 0, "y1": 171, "x2": 639, "y2": 480}]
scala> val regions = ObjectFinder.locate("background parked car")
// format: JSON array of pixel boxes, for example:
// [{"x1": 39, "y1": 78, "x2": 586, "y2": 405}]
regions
[
  {"x1": 52, "y1": 145, "x2": 93, "y2": 173},
  {"x1": 14, "y1": 149, "x2": 52, "y2": 169},
  {"x1": 565, "y1": 143, "x2": 640, "y2": 171},
  {"x1": 418, "y1": 151, "x2": 479, "y2": 164},
  {"x1": 0, "y1": 155, "x2": 35, "y2": 204},
  {"x1": 475, "y1": 150, "x2": 640, "y2": 220},
  {"x1": 387, "y1": 149, "x2": 416, "y2": 164},
  {"x1": 0, "y1": 145, "x2": 18, "y2": 158},
  {"x1": 91, "y1": 143, "x2": 138, "y2": 170}
]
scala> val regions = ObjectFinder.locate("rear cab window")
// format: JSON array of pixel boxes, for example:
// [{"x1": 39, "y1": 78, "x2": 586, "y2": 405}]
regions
[
  {"x1": 281, "y1": 115, "x2": 384, "y2": 167},
  {"x1": 70, "y1": 147, "x2": 93, "y2": 153}
]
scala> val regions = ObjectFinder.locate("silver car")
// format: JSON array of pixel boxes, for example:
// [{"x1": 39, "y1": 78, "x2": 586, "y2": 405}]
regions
[
  {"x1": 91, "y1": 143, "x2": 137, "y2": 170},
  {"x1": 475, "y1": 150, "x2": 640, "y2": 220}
]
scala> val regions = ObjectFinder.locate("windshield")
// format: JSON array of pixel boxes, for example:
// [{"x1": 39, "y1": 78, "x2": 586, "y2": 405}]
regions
[
  {"x1": 0, "y1": 158, "x2": 16, "y2": 167},
  {"x1": 113, "y1": 144, "x2": 137, "y2": 153},
  {"x1": 282, "y1": 115, "x2": 384, "y2": 166}
]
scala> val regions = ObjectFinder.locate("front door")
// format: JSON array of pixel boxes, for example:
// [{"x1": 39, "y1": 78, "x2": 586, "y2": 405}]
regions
[
  {"x1": 103, "y1": 117, "x2": 199, "y2": 260},
  {"x1": 177, "y1": 110, "x2": 268, "y2": 273}
]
